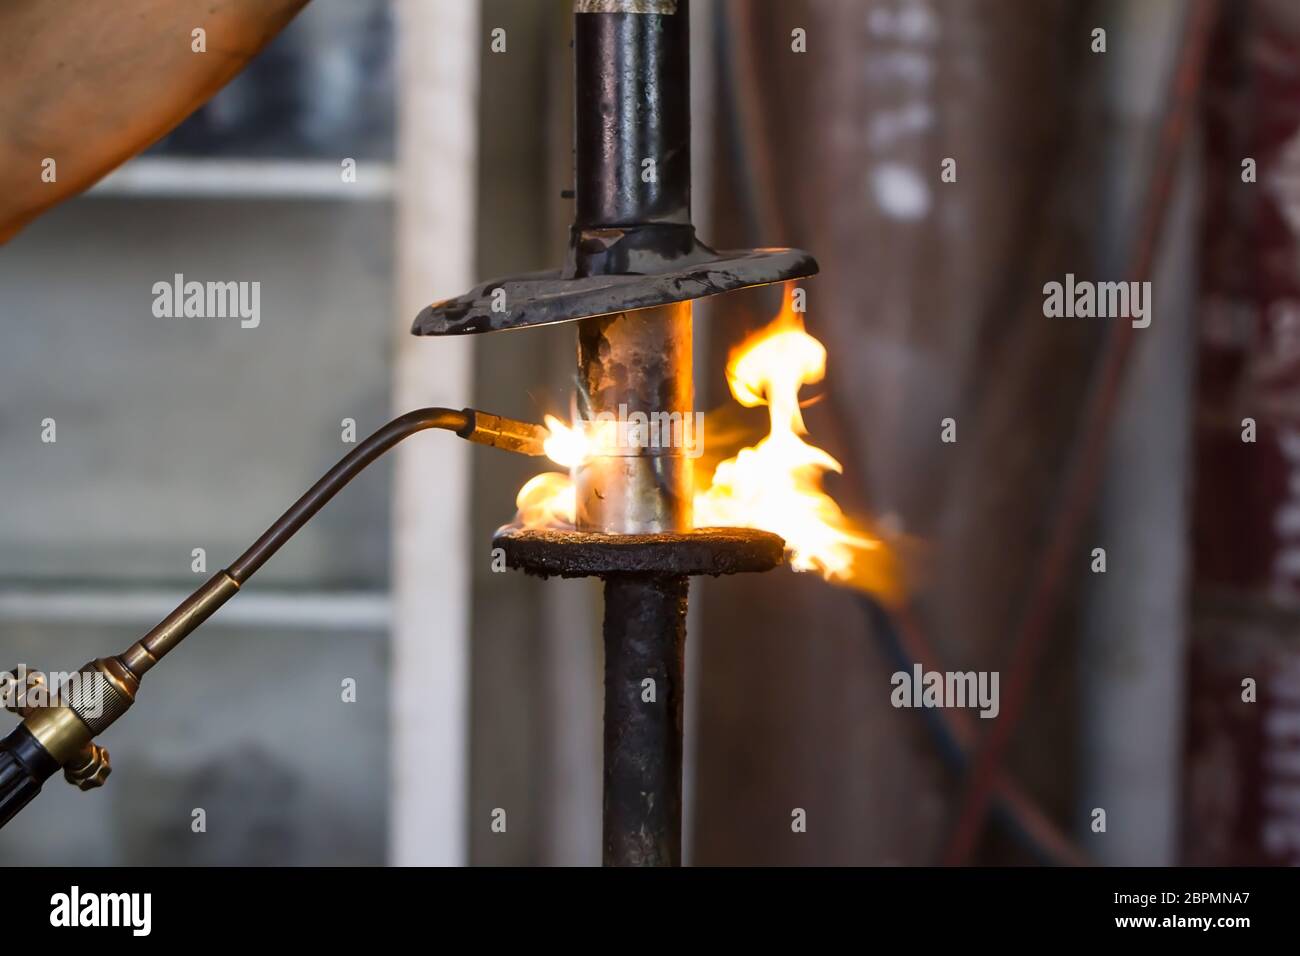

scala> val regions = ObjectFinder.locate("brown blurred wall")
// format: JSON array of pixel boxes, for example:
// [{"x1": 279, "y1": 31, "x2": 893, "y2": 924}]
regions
[{"x1": 693, "y1": 0, "x2": 1105, "y2": 865}]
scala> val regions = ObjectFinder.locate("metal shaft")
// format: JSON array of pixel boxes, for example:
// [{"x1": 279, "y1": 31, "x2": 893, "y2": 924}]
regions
[
  {"x1": 574, "y1": 0, "x2": 690, "y2": 228},
  {"x1": 573, "y1": 0, "x2": 696, "y2": 867},
  {"x1": 571, "y1": 0, "x2": 694, "y2": 534},
  {"x1": 602, "y1": 574, "x2": 687, "y2": 866},
  {"x1": 576, "y1": 301, "x2": 694, "y2": 533}
]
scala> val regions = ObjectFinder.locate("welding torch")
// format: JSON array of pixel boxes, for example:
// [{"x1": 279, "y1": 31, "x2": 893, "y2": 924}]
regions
[{"x1": 0, "y1": 407, "x2": 549, "y2": 830}]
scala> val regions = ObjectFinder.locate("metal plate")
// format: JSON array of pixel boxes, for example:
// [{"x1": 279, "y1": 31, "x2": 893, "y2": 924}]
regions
[
  {"x1": 493, "y1": 527, "x2": 785, "y2": 578},
  {"x1": 412, "y1": 247, "x2": 818, "y2": 336}
]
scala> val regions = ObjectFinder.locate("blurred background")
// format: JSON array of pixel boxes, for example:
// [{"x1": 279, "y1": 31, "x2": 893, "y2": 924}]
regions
[{"x1": 0, "y1": 0, "x2": 1295, "y2": 866}]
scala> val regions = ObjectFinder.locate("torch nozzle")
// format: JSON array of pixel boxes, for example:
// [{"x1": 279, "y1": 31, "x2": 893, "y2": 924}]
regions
[{"x1": 458, "y1": 409, "x2": 550, "y2": 457}]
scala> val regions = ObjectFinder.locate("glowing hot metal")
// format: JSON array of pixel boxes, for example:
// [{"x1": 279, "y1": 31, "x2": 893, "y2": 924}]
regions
[{"x1": 511, "y1": 286, "x2": 890, "y2": 595}]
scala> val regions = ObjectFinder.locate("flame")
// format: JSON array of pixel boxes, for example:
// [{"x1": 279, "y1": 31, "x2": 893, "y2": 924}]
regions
[
  {"x1": 514, "y1": 471, "x2": 576, "y2": 528},
  {"x1": 509, "y1": 285, "x2": 900, "y2": 598},
  {"x1": 694, "y1": 287, "x2": 878, "y2": 582},
  {"x1": 541, "y1": 414, "x2": 588, "y2": 468}
]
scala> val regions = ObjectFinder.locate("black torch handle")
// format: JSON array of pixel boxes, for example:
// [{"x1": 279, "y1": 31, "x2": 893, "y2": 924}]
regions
[{"x1": 0, "y1": 725, "x2": 60, "y2": 830}]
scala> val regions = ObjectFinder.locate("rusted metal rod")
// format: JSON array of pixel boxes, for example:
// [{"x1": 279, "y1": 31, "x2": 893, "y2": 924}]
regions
[{"x1": 602, "y1": 574, "x2": 688, "y2": 866}]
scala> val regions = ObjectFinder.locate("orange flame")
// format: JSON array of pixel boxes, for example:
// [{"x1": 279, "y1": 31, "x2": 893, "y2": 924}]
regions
[
  {"x1": 693, "y1": 288, "x2": 878, "y2": 581},
  {"x1": 540, "y1": 414, "x2": 588, "y2": 468},
  {"x1": 514, "y1": 471, "x2": 576, "y2": 528},
  {"x1": 509, "y1": 285, "x2": 900, "y2": 599}
]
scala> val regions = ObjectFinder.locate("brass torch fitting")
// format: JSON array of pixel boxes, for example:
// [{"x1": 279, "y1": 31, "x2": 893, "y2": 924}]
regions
[
  {"x1": 20, "y1": 657, "x2": 138, "y2": 766},
  {"x1": 63, "y1": 743, "x2": 112, "y2": 791},
  {"x1": 21, "y1": 704, "x2": 92, "y2": 767},
  {"x1": 459, "y1": 408, "x2": 550, "y2": 457},
  {"x1": 120, "y1": 571, "x2": 240, "y2": 677}
]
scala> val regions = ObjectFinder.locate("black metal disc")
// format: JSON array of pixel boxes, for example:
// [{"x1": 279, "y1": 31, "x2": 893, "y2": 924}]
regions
[
  {"x1": 413, "y1": 246, "x2": 818, "y2": 336},
  {"x1": 493, "y1": 526, "x2": 786, "y2": 578}
]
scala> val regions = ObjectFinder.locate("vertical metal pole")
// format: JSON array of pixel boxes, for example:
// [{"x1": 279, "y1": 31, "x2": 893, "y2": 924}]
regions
[
  {"x1": 572, "y1": 0, "x2": 694, "y2": 865},
  {"x1": 573, "y1": 0, "x2": 691, "y2": 229},
  {"x1": 571, "y1": 0, "x2": 695, "y2": 532},
  {"x1": 602, "y1": 574, "x2": 687, "y2": 866}
]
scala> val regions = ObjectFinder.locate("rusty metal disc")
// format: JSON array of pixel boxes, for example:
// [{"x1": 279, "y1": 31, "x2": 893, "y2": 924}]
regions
[
  {"x1": 493, "y1": 526, "x2": 786, "y2": 578},
  {"x1": 413, "y1": 245, "x2": 817, "y2": 336}
]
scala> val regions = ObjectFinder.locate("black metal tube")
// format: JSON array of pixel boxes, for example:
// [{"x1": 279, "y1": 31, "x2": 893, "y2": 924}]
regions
[
  {"x1": 574, "y1": 0, "x2": 691, "y2": 229},
  {"x1": 602, "y1": 573, "x2": 687, "y2": 866}
]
